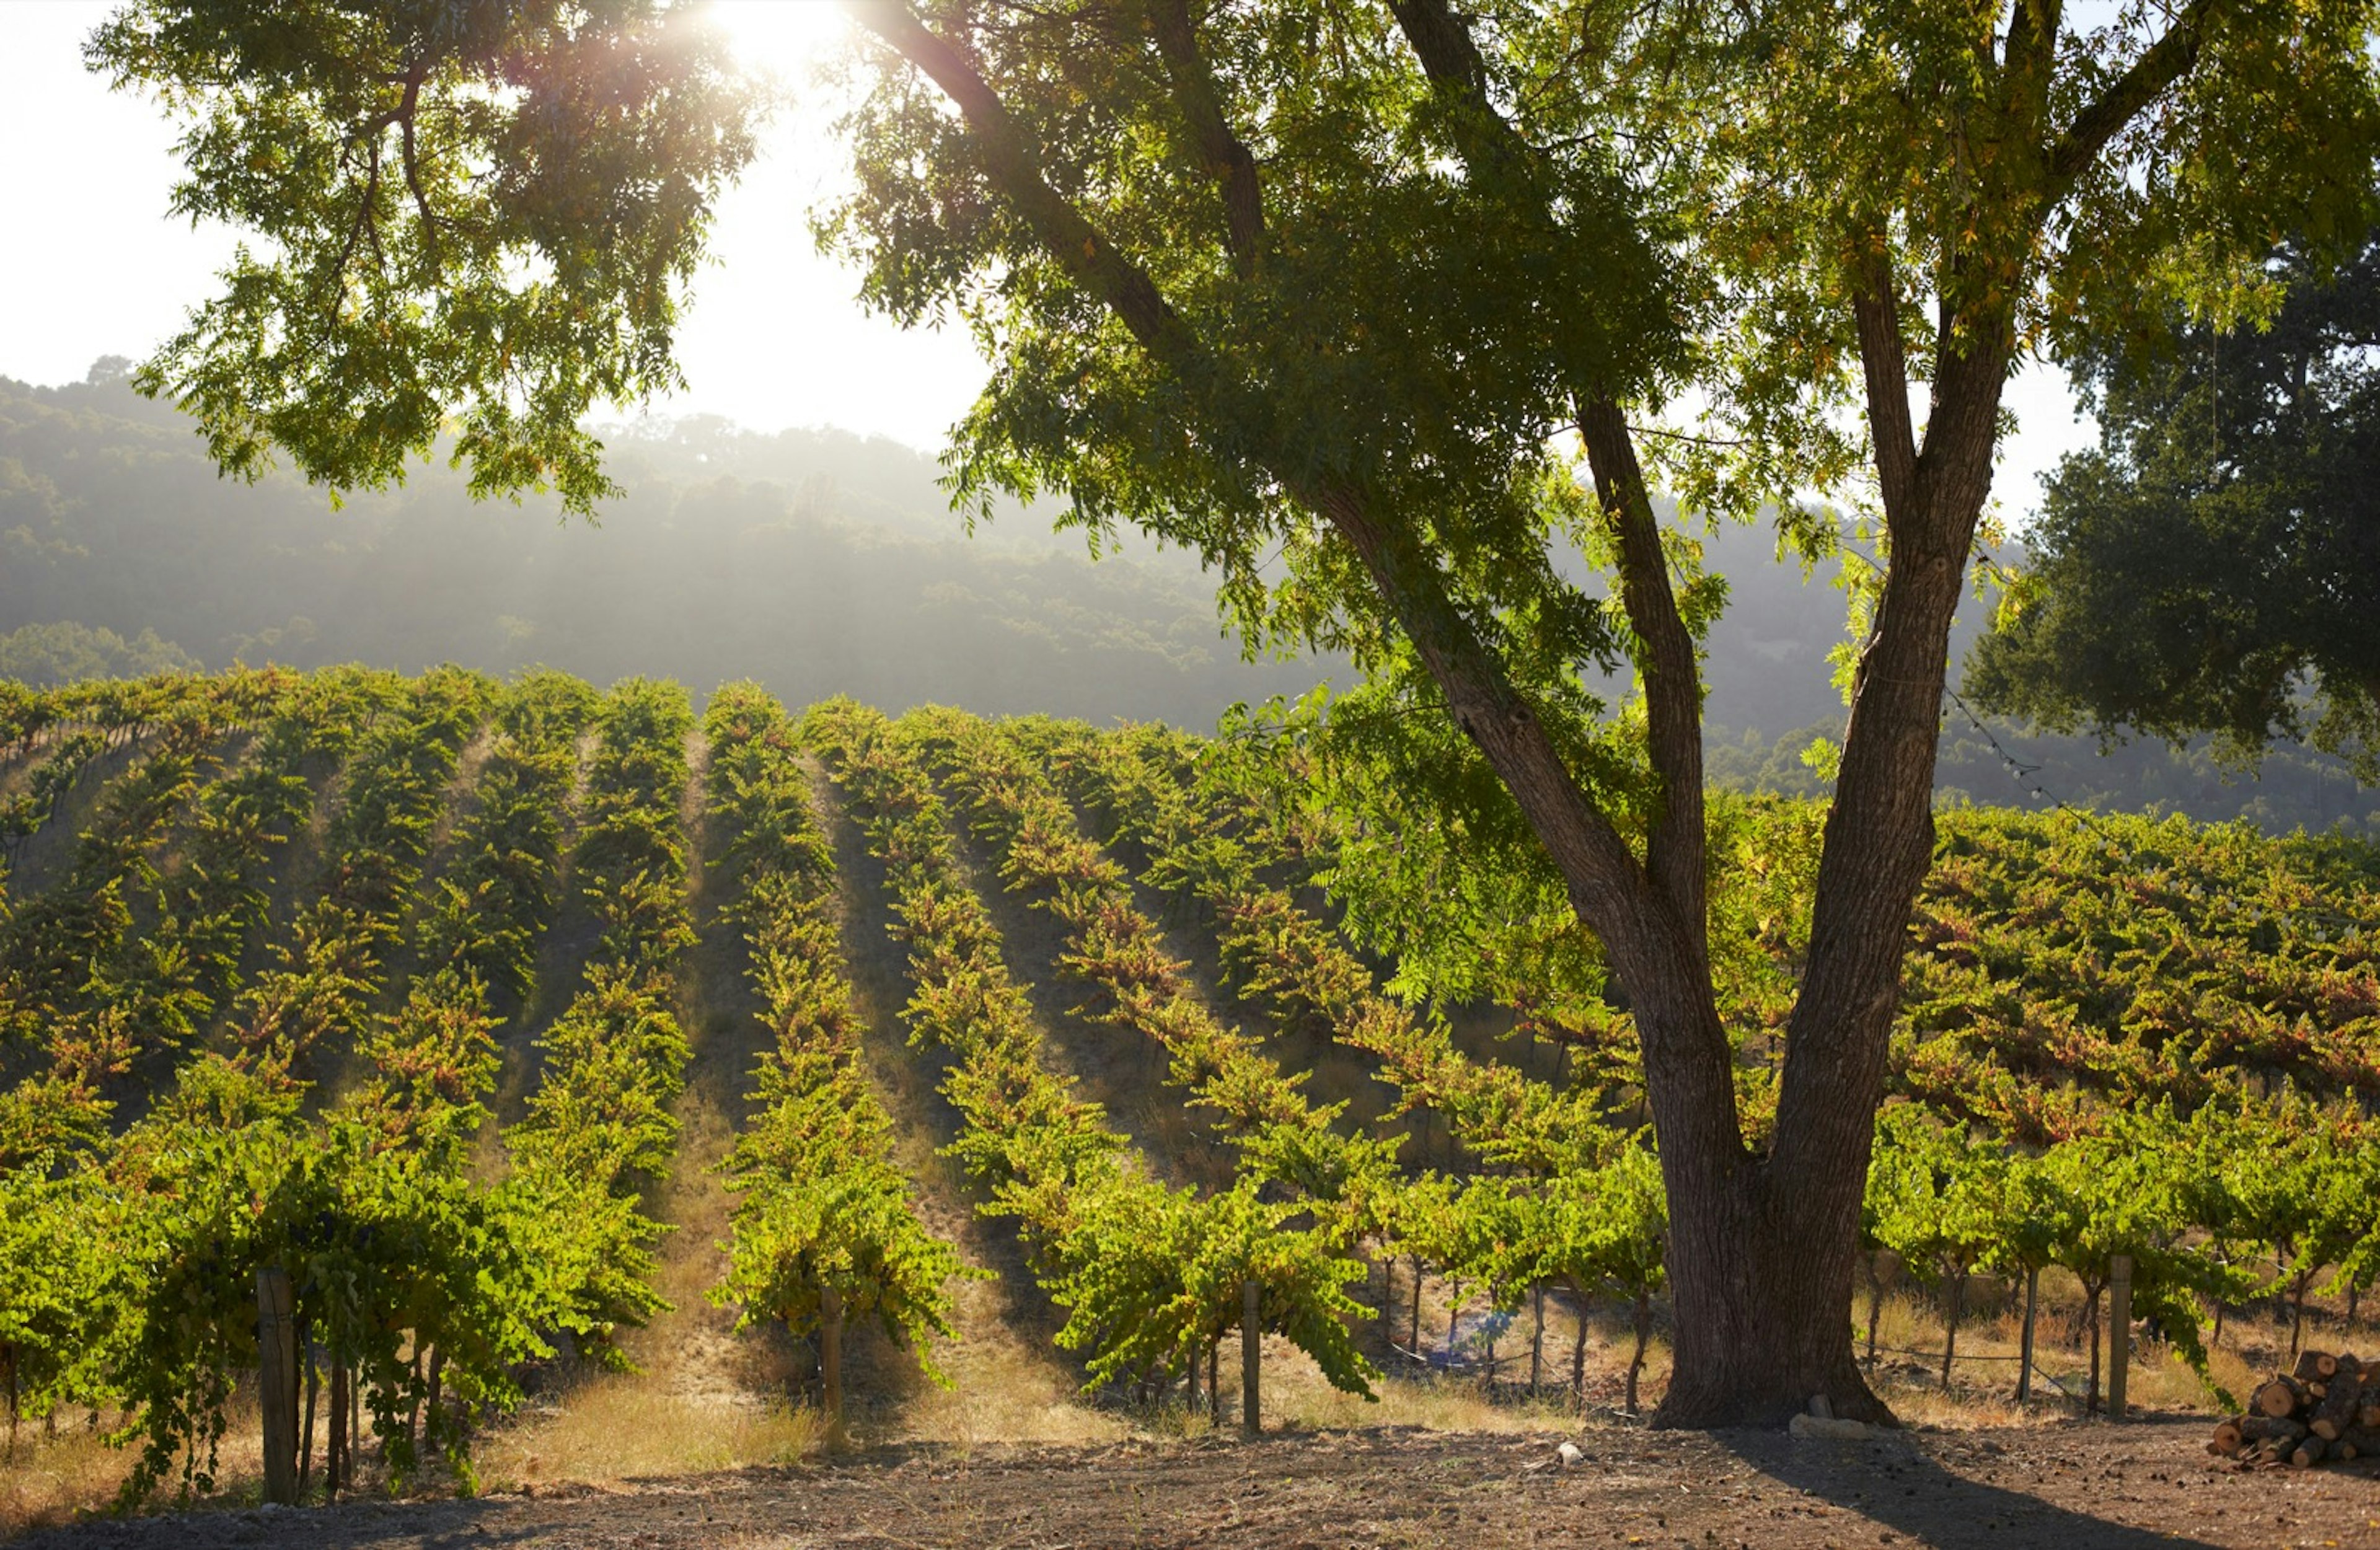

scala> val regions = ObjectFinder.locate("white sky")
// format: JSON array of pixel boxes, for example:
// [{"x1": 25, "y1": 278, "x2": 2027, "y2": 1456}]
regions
[{"x1": 0, "y1": 0, "x2": 2094, "y2": 517}]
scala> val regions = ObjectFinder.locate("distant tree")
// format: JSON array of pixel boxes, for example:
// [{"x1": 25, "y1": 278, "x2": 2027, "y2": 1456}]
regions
[
  {"x1": 0, "y1": 622, "x2": 197, "y2": 687},
  {"x1": 90, "y1": 0, "x2": 2380, "y2": 1425},
  {"x1": 1972, "y1": 238, "x2": 2380, "y2": 778}
]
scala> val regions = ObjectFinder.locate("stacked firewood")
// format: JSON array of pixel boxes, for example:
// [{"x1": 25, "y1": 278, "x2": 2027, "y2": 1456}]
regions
[{"x1": 2209, "y1": 1350, "x2": 2380, "y2": 1469}]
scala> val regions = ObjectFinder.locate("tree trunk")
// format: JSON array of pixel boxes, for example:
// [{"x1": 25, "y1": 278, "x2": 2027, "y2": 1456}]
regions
[
  {"x1": 2291, "y1": 1271, "x2": 2311, "y2": 1360},
  {"x1": 1650, "y1": 1142, "x2": 1887, "y2": 1425}
]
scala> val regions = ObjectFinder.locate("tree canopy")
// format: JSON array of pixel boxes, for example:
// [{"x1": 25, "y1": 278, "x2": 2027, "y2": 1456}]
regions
[{"x1": 1971, "y1": 235, "x2": 2380, "y2": 778}]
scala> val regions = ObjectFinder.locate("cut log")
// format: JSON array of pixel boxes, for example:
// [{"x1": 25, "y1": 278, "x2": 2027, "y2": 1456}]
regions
[
  {"x1": 2309, "y1": 1373, "x2": 2363, "y2": 1441},
  {"x1": 2294, "y1": 1350, "x2": 2329, "y2": 1383},
  {"x1": 2210, "y1": 1419, "x2": 2244, "y2": 1453},
  {"x1": 2241, "y1": 1416, "x2": 2309, "y2": 1443},
  {"x1": 2253, "y1": 1377, "x2": 2306, "y2": 1418},
  {"x1": 2335, "y1": 1352, "x2": 2363, "y2": 1381},
  {"x1": 2314, "y1": 1352, "x2": 2340, "y2": 1380},
  {"x1": 2341, "y1": 1424, "x2": 2380, "y2": 1455},
  {"x1": 2358, "y1": 1403, "x2": 2380, "y2": 1429},
  {"x1": 2289, "y1": 1437, "x2": 2332, "y2": 1469}
]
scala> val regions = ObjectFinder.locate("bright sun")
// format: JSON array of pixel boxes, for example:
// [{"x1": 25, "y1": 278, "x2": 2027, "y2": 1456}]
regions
[{"x1": 700, "y1": 0, "x2": 853, "y2": 88}]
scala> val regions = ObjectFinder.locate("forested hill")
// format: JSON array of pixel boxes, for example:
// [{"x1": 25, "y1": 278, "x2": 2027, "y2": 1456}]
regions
[
  {"x1": 0, "y1": 372, "x2": 1333, "y2": 728},
  {"x1": 2, "y1": 370, "x2": 2372, "y2": 832}
]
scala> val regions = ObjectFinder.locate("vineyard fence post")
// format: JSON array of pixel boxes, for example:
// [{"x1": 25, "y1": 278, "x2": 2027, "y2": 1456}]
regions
[
  {"x1": 821, "y1": 1285, "x2": 846, "y2": 1445},
  {"x1": 2016, "y1": 1267, "x2": 2038, "y2": 1402},
  {"x1": 2107, "y1": 1255, "x2": 2131, "y2": 1420},
  {"x1": 1530, "y1": 1284, "x2": 1545, "y2": 1396},
  {"x1": 1241, "y1": 1279, "x2": 1261, "y2": 1439},
  {"x1": 257, "y1": 1267, "x2": 298, "y2": 1504}
]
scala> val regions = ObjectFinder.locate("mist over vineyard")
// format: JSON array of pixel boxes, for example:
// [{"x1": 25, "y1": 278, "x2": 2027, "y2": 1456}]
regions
[{"x1": 5, "y1": 371, "x2": 2371, "y2": 837}]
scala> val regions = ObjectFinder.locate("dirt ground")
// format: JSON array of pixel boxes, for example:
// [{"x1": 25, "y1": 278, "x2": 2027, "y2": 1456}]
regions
[{"x1": 13, "y1": 1421, "x2": 2379, "y2": 1550}]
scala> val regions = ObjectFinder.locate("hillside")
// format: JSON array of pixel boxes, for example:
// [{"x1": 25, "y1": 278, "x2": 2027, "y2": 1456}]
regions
[{"x1": 2, "y1": 370, "x2": 2373, "y2": 832}]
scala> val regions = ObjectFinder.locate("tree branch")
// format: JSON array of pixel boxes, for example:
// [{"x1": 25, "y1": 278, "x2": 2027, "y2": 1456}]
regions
[
  {"x1": 1386, "y1": 0, "x2": 1720, "y2": 1026},
  {"x1": 397, "y1": 66, "x2": 439, "y2": 265},
  {"x1": 844, "y1": 1, "x2": 1691, "y2": 1002},
  {"x1": 847, "y1": 2, "x2": 1194, "y2": 365},
  {"x1": 1146, "y1": 0, "x2": 1264, "y2": 278},
  {"x1": 1851, "y1": 244, "x2": 1919, "y2": 521},
  {"x1": 2048, "y1": 2, "x2": 2205, "y2": 185},
  {"x1": 1577, "y1": 398, "x2": 1708, "y2": 947}
]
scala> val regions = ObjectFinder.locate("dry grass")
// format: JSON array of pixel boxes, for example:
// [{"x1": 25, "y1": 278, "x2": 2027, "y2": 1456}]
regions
[
  {"x1": 475, "y1": 1381, "x2": 823, "y2": 1489},
  {"x1": 1851, "y1": 1272, "x2": 2344, "y2": 1427},
  {"x1": 1, "y1": 1429, "x2": 141, "y2": 1535}
]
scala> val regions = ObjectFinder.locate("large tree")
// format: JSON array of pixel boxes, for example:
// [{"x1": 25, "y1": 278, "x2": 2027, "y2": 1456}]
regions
[
  {"x1": 1971, "y1": 236, "x2": 2380, "y2": 779},
  {"x1": 93, "y1": 0, "x2": 2379, "y2": 1424}
]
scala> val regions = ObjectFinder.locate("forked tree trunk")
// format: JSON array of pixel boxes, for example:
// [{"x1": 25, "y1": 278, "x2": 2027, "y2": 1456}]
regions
[
  {"x1": 856, "y1": 0, "x2": 2031, "y2": 1434},
  {"x1": 1644, "y1": 1073, "x2": 1890, "y2": 1426}
]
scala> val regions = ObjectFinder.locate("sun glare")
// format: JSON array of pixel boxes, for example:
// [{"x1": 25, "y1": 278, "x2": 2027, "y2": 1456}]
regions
[{"x1": 700, "y1": 0, "x2": 853, "y2": 88}]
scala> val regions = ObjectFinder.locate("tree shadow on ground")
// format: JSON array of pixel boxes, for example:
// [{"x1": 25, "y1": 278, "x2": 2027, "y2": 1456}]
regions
[{"x1": 1714, "y1": 1428, "x2": 2224, "y2": 1550}]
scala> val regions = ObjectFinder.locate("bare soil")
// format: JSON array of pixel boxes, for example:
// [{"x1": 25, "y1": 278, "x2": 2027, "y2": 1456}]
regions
[{"x1": 16, "y1": 1422, "x2": 2379, "y2": 1550}]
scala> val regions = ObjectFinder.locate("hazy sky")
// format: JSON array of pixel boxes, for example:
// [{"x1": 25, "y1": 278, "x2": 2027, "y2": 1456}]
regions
[{"x1": 0, "y1": 0, "x2": 2094, "y2": 513}]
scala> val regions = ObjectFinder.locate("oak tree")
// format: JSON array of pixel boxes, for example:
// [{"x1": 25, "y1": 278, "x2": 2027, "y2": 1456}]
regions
[
  {"x1": 1971, "y1": 236, "x2": 2380, "y2": 778},
  {"x1": 94, "y1": 0, "x2": 2380, "y2": 1424}
]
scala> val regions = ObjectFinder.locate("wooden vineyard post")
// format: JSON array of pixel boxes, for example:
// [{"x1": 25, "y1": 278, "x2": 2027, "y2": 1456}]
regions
[
  {"x1": 2016, "y1": 1266, "x2": 2039, "y2": 1402},
  {"x1": 257, "y1": 1267, "x2": 298, "y2": 1505},
  {"x1": 2108, "y1": 1255, "x2": 2132, "y2": 1420},
  {"x1": 327, "y1": 1362, "x2": 346, "y2": 1499},
  {"x1": 1531, "y1": 1284, "x2": 1546, "y2": 1396},
  {"x1": 1241, "y1": 1279, "x2": 1262, "y2": 1439},
  {"x1": 821, "y1": 1285, "x2": 847, "y2": 1446}
]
